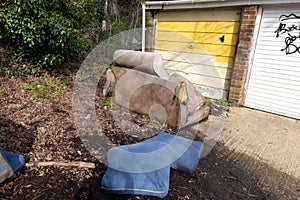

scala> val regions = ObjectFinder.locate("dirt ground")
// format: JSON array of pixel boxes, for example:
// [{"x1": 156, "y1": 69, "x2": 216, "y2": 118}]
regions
[{"x1": 0, "y1": 75, "x2": 299, "y2": 199}]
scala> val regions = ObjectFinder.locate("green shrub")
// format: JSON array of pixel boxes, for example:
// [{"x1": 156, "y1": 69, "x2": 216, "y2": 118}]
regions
[{"x1": 0, "y1": 0, "x2": 101, "y2": 70}]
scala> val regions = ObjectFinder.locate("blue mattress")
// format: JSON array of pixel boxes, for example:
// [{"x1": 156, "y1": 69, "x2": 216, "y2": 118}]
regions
[
  {"x1": 0, "y1": 148, "x2": 25, "y2": 184},
  {"x1": 101, "y1": 131, "x2": 204, "y2": 198}
]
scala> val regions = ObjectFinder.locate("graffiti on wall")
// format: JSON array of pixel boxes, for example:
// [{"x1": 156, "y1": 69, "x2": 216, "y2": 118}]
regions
[{"x1": 274, "y1": 13, "x2": 300, "y2": 55}]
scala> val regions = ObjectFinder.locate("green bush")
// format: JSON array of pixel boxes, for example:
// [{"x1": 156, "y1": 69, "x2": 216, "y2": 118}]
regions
[
  {"x1": 0, "y1": 0, "x2": 100, "y2": 69},
  {"x1": 0, "y1": 0, "x2": 144, "y2": 74}
]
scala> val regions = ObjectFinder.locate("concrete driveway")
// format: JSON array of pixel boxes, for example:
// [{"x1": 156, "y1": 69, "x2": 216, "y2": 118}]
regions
[
  {"x1": 221, "y1": 107, "x2": 299, "y2": 180},
  {"x1": 195, "y1": 106, "x2": 299, "y2": 198}
]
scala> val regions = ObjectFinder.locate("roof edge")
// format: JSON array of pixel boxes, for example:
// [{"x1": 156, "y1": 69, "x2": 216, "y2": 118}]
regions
[{"x1": 144, "y1": 0, "x2": 300, "y2": 10}]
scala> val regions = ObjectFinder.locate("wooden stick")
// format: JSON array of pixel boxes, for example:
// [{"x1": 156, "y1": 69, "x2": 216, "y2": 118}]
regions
[{"x1": 25, "y1": 161, "x2": 96, "y2": 169}]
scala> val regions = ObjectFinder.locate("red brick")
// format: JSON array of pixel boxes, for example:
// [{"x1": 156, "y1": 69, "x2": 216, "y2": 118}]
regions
[
  {"x1": 248, "y1": 15, "x2": 257, "y2": 19},
  {"x1": 229, "y1": 5, "x2": 257, "y2": 105},
  {"x1": 244, "y1": 10, "x2": 257, "y2": 16}
]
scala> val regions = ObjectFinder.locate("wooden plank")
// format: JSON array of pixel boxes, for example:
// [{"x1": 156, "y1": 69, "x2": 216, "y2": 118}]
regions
[
  {"x1": 163, "y1": 60, "x2": 232, "y2": 79},
  {"x1": 158, "y1": 8, "x2": 241, "y2": 22},
  {"x1": 157, "y1": 21, "x2": 240, "y2": 34},
  {"x1": 156, "y1": 50, "x2": 234, "y2": 68},
  {"x1": 156, "y1": 31, "x2": 238, "y2": 46},
  {"x1": 156, "y1": 40, "x2": 236, "y2": 58}
]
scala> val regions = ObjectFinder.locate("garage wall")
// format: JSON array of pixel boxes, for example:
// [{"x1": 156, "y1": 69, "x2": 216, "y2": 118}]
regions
[
  {"x1": 155, "y1": 8, "x2": 241, "y2": 99},
  {"x1": 245, "y1": 6, "x2": 300, "y2": 119}
]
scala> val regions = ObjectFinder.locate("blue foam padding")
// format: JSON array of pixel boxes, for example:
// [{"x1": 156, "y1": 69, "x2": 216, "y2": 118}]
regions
[
  {"x1": 3, "y1": 152, "x2": 25, "y2": 173},
  {"x1": 101, "y1": 131, "x2": 204, "y2": 198},
  {"x1": 154, "y1": 132, "x2": 204, "y2": 173},
  {"x1": 102, "y1": 165, "x2": 170, "y2": 198},
  {"x1": 0, "y1": 148, "x2": 25, "y2": 184}
]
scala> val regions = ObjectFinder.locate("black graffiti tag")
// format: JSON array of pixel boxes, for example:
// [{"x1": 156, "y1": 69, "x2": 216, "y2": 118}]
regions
[
  {"x1": 274, "y1": 13, "x2": 300, "y2": 55},
  {"x1": 281, "y1": 33, "x2": 300, "y2": 54}
]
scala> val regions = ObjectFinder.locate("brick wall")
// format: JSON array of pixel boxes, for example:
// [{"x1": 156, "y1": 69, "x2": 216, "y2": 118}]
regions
[{"x1": 229, "y1": 6, "x2": 258, "y2": 105}]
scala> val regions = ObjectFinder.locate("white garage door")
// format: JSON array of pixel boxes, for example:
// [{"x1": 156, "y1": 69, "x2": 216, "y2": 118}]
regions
[{"x1": 245, "y1": 6, "x2": 300, "y2": 119}]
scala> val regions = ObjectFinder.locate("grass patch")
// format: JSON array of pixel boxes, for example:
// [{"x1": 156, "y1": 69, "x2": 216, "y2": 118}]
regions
[{"x1": 21, "y1": 76, "x2": 64, "y2": 99}]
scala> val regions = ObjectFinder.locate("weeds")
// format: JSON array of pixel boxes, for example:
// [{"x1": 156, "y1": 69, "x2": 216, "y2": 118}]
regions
[
  {"x1": 200, "y1": 171, "x2": 208, "y2": 177},
  {"x1": 23, "y1": 153, "x2": 30, "y2": 161},
  {"x1": 0, "y1": 88, "x2": 5, "y2": 97},
  {"x1": 21, "y1": 83, "x2": 34, "y2": 90},
  {"x1": 0, "y1": 83, "x2": 6, "y2": 97},
  {"x1": 204, "y1": 97, "x2": 212, "y2": 107},
  {"x1": 215, "y1": 98, "x2": 233, "y2": 107},
  {"x1": 9, "y1": 172, "x2": 21, "y2": 181},
  {"x1": 162, "y1": 123, "x2": 173, "y2": 132},
  {"x1": 103, "y1": 98, "x2": 114, "y2": 109},
  {"x1": 20, "y1": 76, "x2": 64, "y2": 99},
  {"x1": 204, "y1": 97, "x2": 233, "y2": 107},
  {"x1": 0, "y1": 128, "x2": 5, "y2": 136}
]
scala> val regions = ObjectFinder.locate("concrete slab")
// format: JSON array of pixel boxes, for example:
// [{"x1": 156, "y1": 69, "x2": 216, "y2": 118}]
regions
[
  {"x1": 194, "y1": 106, "x2": 300, "y2": 198},
  {"x1": 220, "y1": 107, "x2": 300, "y2": 180}
]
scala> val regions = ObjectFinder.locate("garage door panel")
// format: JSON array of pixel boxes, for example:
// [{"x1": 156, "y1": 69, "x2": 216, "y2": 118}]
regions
[
  {"x1": 157, "y1": 21, "x2": 240, "y2": 33},
  {"x1": 248, "y1": 77, "x2": 299, "y2": 93},
  {"x1": 167, "y1": 70, "x2": 230, "y2": 89},
  {"x1": 246, "y1": 98, "x2": 300, "y2": 116},
  {"x1": 156, "y1": 40, "x2": 236, "y2": 57},
  {"x1": 250, "y1": 64, "x2": 300, "y2": 77},
  {"x1": 245, "y1": 100, "x2": 300, "y2": 119},
  {"x1": 255, "y1": 46, "x2": 300, "y2": 56},
  {"x1": 156, "y1": 31, "x2": 238, "y2": 46},
  {"x1": 156, "y1": 9, "x2": 240, "y2": 99},
  {"x1": 156, "y1": 50, "x2": 234, "y2": 68},
  {"x1": 163, "y1": 60, "x2": 232, "y2": 79},
  {"x1": 248, "y1": 61, "x2": 300, "y2": 73},
  {"x1": 248, "y1": 80, "x2": 300, "y2": 94},
  {"x1": 245, "y1": 6, "x2": 300, "y2": 119},
  {"x1": 247, "y1": 86, "x2": 300, "y2": 103},
  {"x1": 249, "y1": 74, "x2": 300, "y2": 88},
  {"x1": 263, "y1": 8, "x2": 300, "y2": 15},
  {"x1": 253, "y1": 54, "x2": 300, "y2": 66}
]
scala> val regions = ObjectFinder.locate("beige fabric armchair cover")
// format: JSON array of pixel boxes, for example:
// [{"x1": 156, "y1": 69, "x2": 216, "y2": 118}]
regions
[{"x1": 104, "y1": 50, "x2": 209, "y2": 129}]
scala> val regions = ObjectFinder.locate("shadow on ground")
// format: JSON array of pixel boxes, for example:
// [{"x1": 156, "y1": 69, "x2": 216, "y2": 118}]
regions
[
  {"x1": 86, "y1": 142, "x2": 300, "y2": 200},
  {"x1": 0, "y1": 116, "x2": 36, "y2": 158}
]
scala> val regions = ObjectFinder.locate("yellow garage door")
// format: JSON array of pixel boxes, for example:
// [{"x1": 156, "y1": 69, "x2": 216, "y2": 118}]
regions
[{"x1": 155, "y1": 8, "x2": 241, "y2": 99}]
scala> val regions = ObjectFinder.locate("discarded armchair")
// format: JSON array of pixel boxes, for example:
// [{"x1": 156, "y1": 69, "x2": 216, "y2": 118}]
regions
[{"x1": 103, "y1": 49, "x2": 209, "y2": 129}]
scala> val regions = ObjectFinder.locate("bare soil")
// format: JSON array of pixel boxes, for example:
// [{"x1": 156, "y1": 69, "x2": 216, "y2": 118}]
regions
[{"x1": 0, "y1": 75, "x2": 297, "y2": 199}]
